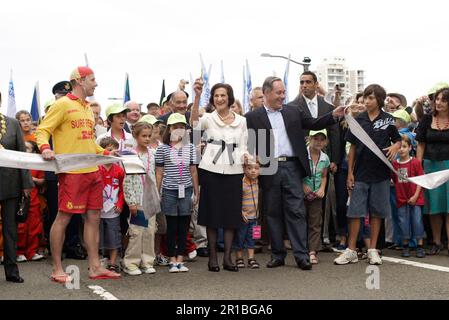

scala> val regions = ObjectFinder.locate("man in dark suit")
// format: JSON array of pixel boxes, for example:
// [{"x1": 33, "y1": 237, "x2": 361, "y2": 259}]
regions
[
  {"x1": 245, "y1": 77, "x2": 344, "y2": 270},
  {"x1": 287, "y1": 71, "x2": 341, "y2": 172},
  {"x1": 0, "y1": 94, "x2": 34, "y2": 282},
  {"x1": 157, "y1": 91, "x2": 191, "y2": 125}
]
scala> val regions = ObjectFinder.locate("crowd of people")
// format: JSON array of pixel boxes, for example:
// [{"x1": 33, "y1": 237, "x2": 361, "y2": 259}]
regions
[{"x1": 0, "y1": 65, "x2": 448, "y2": 284}]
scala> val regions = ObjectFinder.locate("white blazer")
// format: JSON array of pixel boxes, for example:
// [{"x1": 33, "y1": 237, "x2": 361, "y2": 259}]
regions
[{"x1": 195, "y1": 111, "x2": 248, "y2": 175}]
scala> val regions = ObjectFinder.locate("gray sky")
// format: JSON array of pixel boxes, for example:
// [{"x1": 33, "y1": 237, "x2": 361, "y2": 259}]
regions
[{"x1": 1, "y1": 0, "x2": 447, "y2": 116}]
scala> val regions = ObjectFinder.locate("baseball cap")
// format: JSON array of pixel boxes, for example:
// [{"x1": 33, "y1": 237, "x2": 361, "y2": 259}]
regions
[
  {"x1": 52, "y1": 81, "x2": 72, "y2": 95},
  {"x1": 387, "y1": 93, "x2": 407, "y2": 108},
  {"x1": 428, "y1": 82, "x2": 449, "y2": 96},
  {"x1": 309, "y1": 129, "x2": 327, "y2": 138},
  {"x1": 392, "y1": 109, "x2": 411, "y2": 124},
  {"x1": 69, "y1": 66, "x2": 94, "y2": 81},
  {"x1": 167, "y1": 113, "x2": 187, "y2": 126},
  {"x1": 105, "y1": 104, "x2": 130, "y2": 118},
  {"x1": 139, "y1": 114, "x2": 161, "y2": 125}
]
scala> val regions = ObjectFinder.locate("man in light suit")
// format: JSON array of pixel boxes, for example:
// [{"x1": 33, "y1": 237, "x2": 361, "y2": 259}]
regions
[{"x1": 245, "y1": 77, "x2": 344, "y2": 270}]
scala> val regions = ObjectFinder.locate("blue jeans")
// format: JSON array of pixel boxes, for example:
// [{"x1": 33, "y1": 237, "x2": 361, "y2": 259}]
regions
[
  {"x1": 397, "y1": 205, "x2": 424, "y2": 241},
  {"x1": 390, "y1": 186, "x2": 402, "y2": 245},
  {"x1": 235, "y1": 220, "x2": 257, "y2": 250}
]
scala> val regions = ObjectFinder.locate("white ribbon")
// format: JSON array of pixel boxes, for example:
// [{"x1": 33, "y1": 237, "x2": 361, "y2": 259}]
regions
[
  {"x1": 345, "y1": 111, "x2": 449, "y2": 190},
  {"x1": 0, "y1": 149, "x2": 145, "y2": 174}
]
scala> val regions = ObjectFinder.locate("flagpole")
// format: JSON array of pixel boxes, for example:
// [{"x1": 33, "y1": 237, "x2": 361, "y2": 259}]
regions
[{"x1": 84, "y1": 53, "x2": 89, "y2": 67}]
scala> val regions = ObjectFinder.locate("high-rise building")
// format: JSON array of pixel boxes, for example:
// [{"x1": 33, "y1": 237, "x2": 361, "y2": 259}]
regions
[{"x1": 315, "y1": 56, "x2": 365, "y2": 102}]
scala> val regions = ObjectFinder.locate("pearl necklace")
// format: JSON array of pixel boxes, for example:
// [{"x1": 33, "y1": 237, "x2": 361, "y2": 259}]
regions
[
  {"x1": 435, "y1": 116, "x2": 449, "y2": 131},
  {"x1": 0, "y1": 113, "x2": 6, "y2": 149},
  {"x1": 217, "y1": 111, "x2": 233, "y2": 122}
]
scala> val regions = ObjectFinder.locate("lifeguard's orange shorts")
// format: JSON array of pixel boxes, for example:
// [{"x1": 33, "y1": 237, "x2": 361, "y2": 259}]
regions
[{"x1": 58, "y1": 171, "x2": 103, "y2": 214}]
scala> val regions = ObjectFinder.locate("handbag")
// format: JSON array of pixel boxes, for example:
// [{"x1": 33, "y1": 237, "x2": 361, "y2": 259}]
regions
[{"x1": 17, "y1": 195, "x2": 30, "y2": 223}]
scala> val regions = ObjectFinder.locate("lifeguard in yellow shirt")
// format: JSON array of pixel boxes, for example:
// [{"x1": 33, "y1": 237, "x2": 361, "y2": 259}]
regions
[{"x1": 36, "y1": 66, "x2": 121, "y2": 282}]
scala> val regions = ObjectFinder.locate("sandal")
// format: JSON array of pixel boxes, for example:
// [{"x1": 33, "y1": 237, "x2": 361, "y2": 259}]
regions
[
  {"x1": 429, "y1": 244, "x2": 442, "y2": 255},
  {"x1": 247, "y1": 258, "x2": 260, "y2": 269},
  {"x1": 236, "y1": 258, "x2": 245, "y2": 268},
  {"x1": 309, "y1": 252, "x2": 318, "y2": 264}
]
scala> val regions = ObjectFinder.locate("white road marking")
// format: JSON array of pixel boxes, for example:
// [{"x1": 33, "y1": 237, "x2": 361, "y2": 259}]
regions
[
  {"x1": 382, "y1": 256, "x2": 449, "y2": 273},
  {"x1": 88, "y1": 285, "x2": 119, "y2": 300}
]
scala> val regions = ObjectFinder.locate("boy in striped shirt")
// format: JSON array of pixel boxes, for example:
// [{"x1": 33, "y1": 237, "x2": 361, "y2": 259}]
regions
[{"x1": 235, "y1": 159, "x2": 260, "y2": 269}]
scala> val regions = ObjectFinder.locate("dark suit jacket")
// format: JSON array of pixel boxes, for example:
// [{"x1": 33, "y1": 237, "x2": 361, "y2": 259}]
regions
[
  {"x1": 245, "y1": 105, "x2": 337, "y2": 189},
  {"x1": 287, "y1": 95, "x2": 341, "y2": 164},
  {"x1": 0, "y1": 116, "x2": 34, "y2": 201}
]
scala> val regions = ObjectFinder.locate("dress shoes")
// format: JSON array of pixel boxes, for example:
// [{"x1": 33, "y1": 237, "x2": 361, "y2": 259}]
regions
[
  {"x1": 266, "y1": 259, "x2": 285, "y2": 268},
  {"x1": 223, "y1": 264, "x2": 239, "y2": 272},
  {"x1": 297, "y1": 260, "x2": 312, "y2": 270},
  {"x1": 208, "y1": 263, "x2": 220, "y2": 272},
  {"x1": 6, "y1": 275, "x2": 24, "y2": 283}
]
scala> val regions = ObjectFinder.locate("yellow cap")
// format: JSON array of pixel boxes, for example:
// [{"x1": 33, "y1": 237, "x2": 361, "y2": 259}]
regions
[
  {"x1": 167, "y1": 113, "x2": 187, "y2": 126},
  {"x1": 139, "y1": 114, "x2": 161, "y2": 125},
  {"x1": 392, "y1": 109, "x2": 411, "y2": 124},
  {"x1": 309, "y1": 129, "x2": 327, "y2": 138},
  {"x1": 106, "y1": 103, "x2": 129, "y2": 118}
]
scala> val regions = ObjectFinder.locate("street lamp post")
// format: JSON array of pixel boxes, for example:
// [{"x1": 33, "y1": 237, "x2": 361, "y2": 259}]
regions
[{"x1": 260, "y1": 53, "x2": 311, "y2": 72}]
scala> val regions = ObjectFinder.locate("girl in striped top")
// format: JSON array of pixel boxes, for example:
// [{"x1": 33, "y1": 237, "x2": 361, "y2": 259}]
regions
[{"x1": 155, "y1": 113, "x2": 199, "y2": 273}]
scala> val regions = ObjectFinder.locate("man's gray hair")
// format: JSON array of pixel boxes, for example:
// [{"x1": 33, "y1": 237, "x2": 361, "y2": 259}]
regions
[
  {"x1": 170, "y1": 90, "x2": 187, "y2": 102},
  {"x1": 262, "y1": 77, "x2": 282, "y2": 94},
  {"x1": 124, "y1": 100, "x2": 140, "y2": 110}
]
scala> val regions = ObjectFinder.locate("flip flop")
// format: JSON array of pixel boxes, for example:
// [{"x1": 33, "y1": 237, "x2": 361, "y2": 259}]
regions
[
  {"x1": 89, "y1": 270, "x2": 121, "y2": 280},
  {"x1": 51, "y1": 273, "x2": 73, "y2": 284}
]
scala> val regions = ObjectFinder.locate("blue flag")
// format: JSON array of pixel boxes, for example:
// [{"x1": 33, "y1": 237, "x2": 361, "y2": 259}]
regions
[
  {"x1": 123, "y1": 73, "x2": 131, "y2": 104},
  {"x1": 283, "y1": 54, "x2": 291, "y2": 104},
  {"x1": 199, "y1": 54, "x2": 212, "y2": 108},
  {"x1": 7, "y1": 70, "x2": 16, "y2": 118},
  {"x1": 30, "y1": 83, "x2": 41, "y2": 122},
  {"x1": 243, "y1": 59, "x2": 252, "y2": 113}
]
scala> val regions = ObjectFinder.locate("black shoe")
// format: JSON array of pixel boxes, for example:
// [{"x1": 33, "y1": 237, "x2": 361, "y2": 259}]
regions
[
  {"x1": 223, "y1": 264, "x2": 239, "y2": 272},
  {"x1": 6, "y1": 275, "x2": 24, "y2": 283},
  {"x1": 266, "y1": 259, "x2": 285, "y2": 268},
  {"x1": 208, "y1": 263, "x2": 220, "y2": 272},
  {"x1": 197, "y1": 248, "x2": 209, "y2": 257},
  {"x1": 297, "y1": 260, "x2": 312, "y2": 270}
]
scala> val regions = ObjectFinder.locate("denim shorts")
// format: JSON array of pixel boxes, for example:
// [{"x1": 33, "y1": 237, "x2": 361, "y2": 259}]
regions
[
  {"x1": 100, "y1": 217, "x2": 122, "y2": 250},
  {"x1": 347, "y1": 180, "x2": 391, "y2": 219},
  {"x1": 235, "y1": 219, "x2": 257, "y2": 250},
  {"x1": 397, "y1": 205, "x2": 424, "y2": 240},
  {"x1": 161, "y1": 187, "x2": 193, "y2": 217}
]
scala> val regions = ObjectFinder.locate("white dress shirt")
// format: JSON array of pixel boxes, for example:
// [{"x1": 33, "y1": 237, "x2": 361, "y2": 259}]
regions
[
  {"x1": 303, "y1": 94, "x2": 318, "y2": 118},
  {"x1": 264, "y1": 105, "x2": 294, "y2": 158}
]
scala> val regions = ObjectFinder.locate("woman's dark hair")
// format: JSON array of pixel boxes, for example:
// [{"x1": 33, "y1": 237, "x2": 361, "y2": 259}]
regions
[
  {"x1": 433, "y1": 87, "x2": 449, "y2": 116},
  {"x1": 25, "y1": 140, "x2": 40, "y2": 154},
  {"x1": 363, "y1": 84, "x2": 386, "y2": 109},
  {"x1": 209, "y1": 83, "x2": 235, "y2": 108},
  {"x1": 162, "y1": 123, "x2": 187, "y2": 145}
]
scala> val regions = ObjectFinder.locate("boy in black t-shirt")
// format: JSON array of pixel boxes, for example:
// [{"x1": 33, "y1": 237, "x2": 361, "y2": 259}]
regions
[{"x1": 334, "y1": 84, "x2": 401, "y2": 266}]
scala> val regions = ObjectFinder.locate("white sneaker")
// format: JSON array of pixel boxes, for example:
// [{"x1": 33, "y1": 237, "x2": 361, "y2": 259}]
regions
[
  {"x1": 31, "y1": 253, "x2": 44, "y2": 261},
  {"x1": 334, "y1": 248, "x2": 358, "y2": 265},
  {"x1": 177, "y1": 263, "x2": 189, "y2": 272},
  {"x1": 169, "y1": 263, "x2": 179, "y2": 273},
  {"x1": 367, "y1": 249, "x2": 383, "y2": 265},
  {"x1": 187, "y1": 250, "x2": 197, "y2": 261},
  {"x1": 142, "y1": 266, "x2": 156, "y2": 274},
  {"x1": 124, "y1": 267, "x2": 142, "y2": 276},
  {"x1": 16, "y1": 255, "x2": 27, "y2": 263}
]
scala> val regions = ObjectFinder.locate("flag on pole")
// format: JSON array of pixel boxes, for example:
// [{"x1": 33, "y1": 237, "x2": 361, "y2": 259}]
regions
[
  {"x1": 220, "y1": 60, "x2": 225, "y2": 83},
  {"x1": 7, "y1": 70, "x2": 17, "y2": 118},
  {"x1": 242, "y1": 65, "x2": 247, "y2": 112},
  {"x1": 199, "y1": 54, "x2": 212, "y2": 107},
  {"x1": 123, "y1": 73, "x2": 131, "y2": 104},
  {"x1": 283, "y1": 54, "x2": 291, "y2": 104},
  {"x1": 243, "y1": 59, "x2": 252, "y2": 114},
  {"x1": 159, "y1": 79, "x2": 166, "y2": 106},
  {"x1": 84, "y1": 53, "x2": 90, "y2": 67},
  {"x1": 189, "y1": 73, "x2": 195, "y2": 102},
  {"x1": 30, "y1": 82, "x2": 41, "y2": 122}
]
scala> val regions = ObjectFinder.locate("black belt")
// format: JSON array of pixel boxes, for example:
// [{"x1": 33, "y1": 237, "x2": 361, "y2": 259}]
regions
[
  {"x1": 276, "y1": 156, "x2": 297, "y2": 162},
  {"x1": 206, "y1": 139, "x2": 238, "y2": 165}
]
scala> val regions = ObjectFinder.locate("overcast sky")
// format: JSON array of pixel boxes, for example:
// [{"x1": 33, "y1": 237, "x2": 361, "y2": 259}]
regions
[{"x1": 1, "y1": 0, "x2": 447, "y2": 116}]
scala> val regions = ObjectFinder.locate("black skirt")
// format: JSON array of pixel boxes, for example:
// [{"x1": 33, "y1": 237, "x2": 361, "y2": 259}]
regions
[{"x1": 198, "y1": 169, "x2": 243, "y2": 229}]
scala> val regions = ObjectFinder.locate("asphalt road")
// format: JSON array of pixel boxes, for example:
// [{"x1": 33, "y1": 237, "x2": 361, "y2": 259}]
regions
[{"x1": 1, "y1": 248, "x2": 449, "y2": 300}]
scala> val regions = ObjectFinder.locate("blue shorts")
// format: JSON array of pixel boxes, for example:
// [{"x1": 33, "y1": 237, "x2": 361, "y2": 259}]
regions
[
  {"x1": 347, "y1": 180, "x2": 391, "y2": 219},
  {"x1": 161, "y1": 187, "x2": 193, "y2": 217},
  {"x1": 235, "y1": 219, "x2": 257, "y2": 250},
  {"x1": 100, "y1": 217, "x2": 122, "y2": 250}
]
